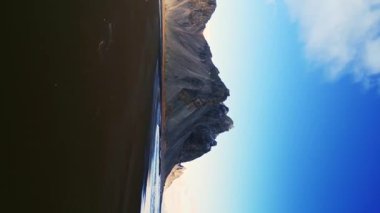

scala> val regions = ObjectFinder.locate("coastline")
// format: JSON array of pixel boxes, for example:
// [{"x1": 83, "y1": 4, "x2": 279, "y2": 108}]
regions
[
  {"x1": 160, "y1": 0, "x2": 167, "y2": 208},
  {"x1": 140, "y1": 60, "x2": 162, "y2": 213},
  {"x1": 161, "y1": 0, "x2": 167, "y2": 142},
  {"x1": 140, "y1": 0, "x2": 166, "y2": 212}
]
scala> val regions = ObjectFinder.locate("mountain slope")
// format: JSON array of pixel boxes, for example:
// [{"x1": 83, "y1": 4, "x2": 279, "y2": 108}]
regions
[{"x1": 162, "y1": 0, "x2": 233, "y2": 186}]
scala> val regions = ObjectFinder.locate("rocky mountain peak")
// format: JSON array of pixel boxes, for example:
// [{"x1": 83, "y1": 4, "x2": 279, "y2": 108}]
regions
[{"x1": 162, "y1": 0, "x2": 232, "y2": 186}]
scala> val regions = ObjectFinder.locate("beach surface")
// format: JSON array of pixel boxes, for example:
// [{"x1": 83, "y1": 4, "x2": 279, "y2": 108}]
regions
[{"x1": 8, "y1": 0, "x2": 160, "y2": 212}]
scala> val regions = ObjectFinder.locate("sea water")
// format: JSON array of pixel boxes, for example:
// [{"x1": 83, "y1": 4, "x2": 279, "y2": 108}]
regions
[
  {"x1": 140, "y1": 60, "x2": 162, "y2": 213},
  {"x1": 141, "y1": 0, "x2": 163, "y2": 211}
]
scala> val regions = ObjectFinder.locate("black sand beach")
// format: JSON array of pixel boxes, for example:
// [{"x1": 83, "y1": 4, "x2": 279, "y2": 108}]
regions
[{"x1": 8, "y1": 0, "x2": 160, "y2": 212}]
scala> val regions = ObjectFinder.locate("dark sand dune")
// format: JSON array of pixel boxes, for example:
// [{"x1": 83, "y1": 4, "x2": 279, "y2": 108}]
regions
[{"x1": 8, "y1": 0, "x2": 160, "y2": 212}]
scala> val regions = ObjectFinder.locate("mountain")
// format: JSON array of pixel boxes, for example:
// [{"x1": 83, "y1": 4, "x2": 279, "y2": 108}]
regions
[{"x1": 162, "y1": 0, "x2": 232, "y2": 187}]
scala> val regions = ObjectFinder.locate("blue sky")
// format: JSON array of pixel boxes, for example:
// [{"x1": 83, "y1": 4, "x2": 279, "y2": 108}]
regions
[{"x1": 164, "y1": 1, "x2": 380, "y2": 212}]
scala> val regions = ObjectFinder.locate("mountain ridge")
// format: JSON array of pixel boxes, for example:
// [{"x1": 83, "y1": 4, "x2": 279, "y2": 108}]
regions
[{"x1": 162, "y1": 0, "x2": 232, "y2": 188}]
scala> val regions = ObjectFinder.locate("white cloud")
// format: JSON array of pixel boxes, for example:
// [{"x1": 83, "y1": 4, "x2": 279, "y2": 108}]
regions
[
  {"x1": 364, "y1": 38, "x2": 380, "y2": 73},
  {"x1": 284, "y1": 0, "x2": 380, "y2": 89}
]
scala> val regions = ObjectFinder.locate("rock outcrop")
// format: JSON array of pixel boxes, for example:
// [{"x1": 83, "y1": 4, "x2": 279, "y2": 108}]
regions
[
  {"x1": 162, "y1": 0, "x2": 232, "y2": 186},
  {"x1": 164, "y1": 164, "x2": 186, "y2": 189}
]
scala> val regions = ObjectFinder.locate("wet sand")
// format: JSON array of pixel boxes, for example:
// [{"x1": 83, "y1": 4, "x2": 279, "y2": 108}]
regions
[{"x1": 8, "y1": 0, "x2": 160, "y2": 212}]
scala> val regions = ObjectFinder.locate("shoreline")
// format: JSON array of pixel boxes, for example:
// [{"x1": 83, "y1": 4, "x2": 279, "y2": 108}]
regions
[
  {"x1": 140, "y1": 60, "x2": 162, "y2": 213},
  {"x1": 160, "y1": 0, "x2": 167, "y2": 139},
  {"x1": 160, "y1": 0, "x2": 167, "y2": 204}
]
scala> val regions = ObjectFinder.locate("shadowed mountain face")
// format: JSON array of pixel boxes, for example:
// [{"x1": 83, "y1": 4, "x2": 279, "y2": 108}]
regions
[{"x1": 162, "y1": 0, "x2": 233, "y2": 184}]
